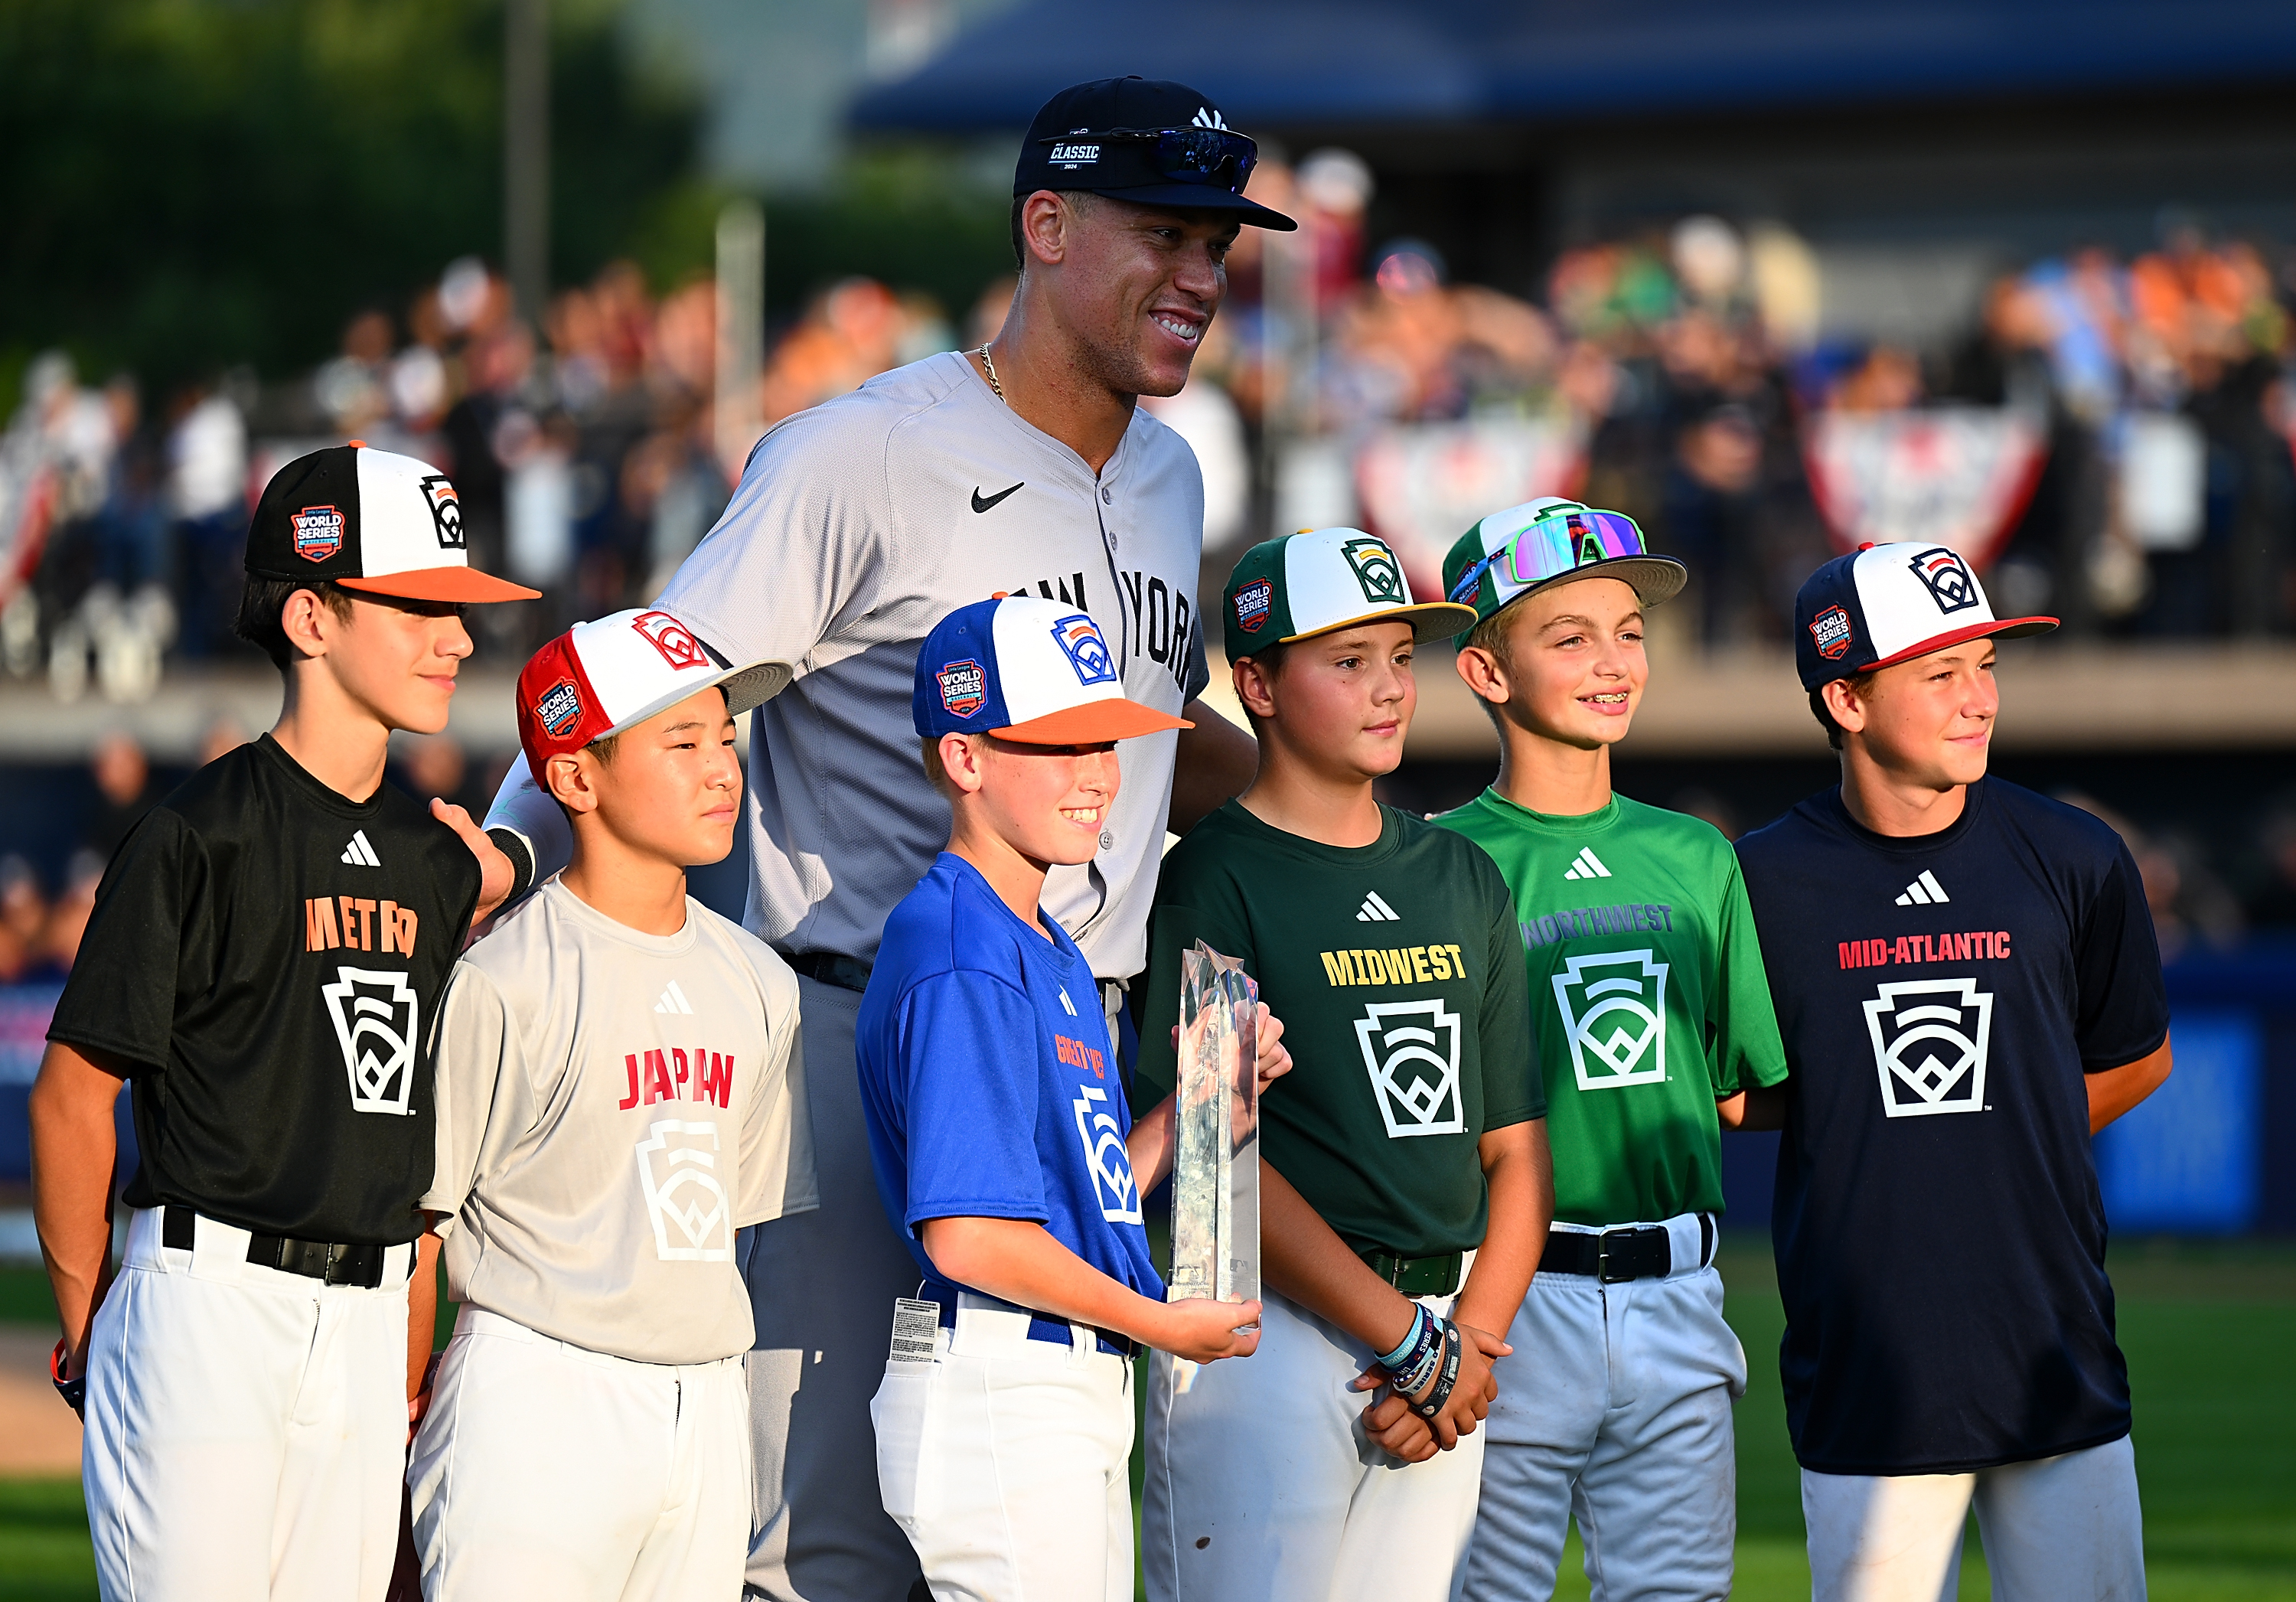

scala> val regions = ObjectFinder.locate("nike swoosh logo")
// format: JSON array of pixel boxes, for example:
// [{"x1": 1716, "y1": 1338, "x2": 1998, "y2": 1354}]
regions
[{"x1": 971, "y1": 482, "x2": 1024, "y2": 513}]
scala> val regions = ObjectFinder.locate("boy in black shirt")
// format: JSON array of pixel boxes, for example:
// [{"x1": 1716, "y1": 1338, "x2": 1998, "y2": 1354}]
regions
[
  {"x1": 1732, "y1": 542, "x2": 2173, "y2": 1600},
  {"x1": 30, "y1": 445, "x2": 535, "y2": 1601}
]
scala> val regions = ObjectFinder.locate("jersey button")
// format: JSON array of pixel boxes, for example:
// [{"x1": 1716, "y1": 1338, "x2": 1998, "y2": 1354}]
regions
[
  {"x1": 1101, "y1": 486, "x2": 1113, "y2": 504},
  {"x1": 1099, "y1": 830, "x2": 1115, "y2": 851}
]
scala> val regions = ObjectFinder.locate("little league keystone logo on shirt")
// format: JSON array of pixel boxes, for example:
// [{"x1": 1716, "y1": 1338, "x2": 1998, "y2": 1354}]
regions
[
  {"x1": 634, "y1": 1119, "x2": 732, "y2": 1259},
  {"x1": 938, "y1": 659, "x2": 987, "y2": 717},
  {"x1": 1049, "y1": 612, "x2": 1118, "y2": 686},
  {"x1": 1355, "y1": 999, "x2": 1465, "y2": 1137},
  {"x1": 1809, "y1": 605, "x2": 1854, "y2": 660},
  {"x1": 319, "y1": 967, "x2": 419, "y2": 1115},
  {"x1": 1864, "y1": 977, "x2": 1994, "y2": 1117},
  {"x1": 1072, "y1": 1085, "x2": 1143, "y2": 1224},
  {"x1": 533, "y1": 678, "x2": 584, "y2": 738},
  {"x1": 1551, "y1": 950, "x2": 1670, "y2": 1091},
  {"x1": 417, "y1": 475, "x2": 464, "y2": 549},
  {"x1": 291, "y1": 505, "x2": 344, "y2": 562},
  {"x1": 1908, "y1": 546, "x2": 1978, "y2": 614},
  {"x1": 630, "y1": 609, "x2": 709, "y2": 670},
  {"x1": 1341, "y1": 537, "x2": 1407, "y2": 605},
  {"x1": 1233, "y1": 577, "x2": 1273, "y2": 633}
]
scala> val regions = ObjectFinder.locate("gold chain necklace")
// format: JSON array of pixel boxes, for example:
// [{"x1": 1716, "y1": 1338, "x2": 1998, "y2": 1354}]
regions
[{"x1": 977, "y1": 343, "x2": 1005, "y2": 403}]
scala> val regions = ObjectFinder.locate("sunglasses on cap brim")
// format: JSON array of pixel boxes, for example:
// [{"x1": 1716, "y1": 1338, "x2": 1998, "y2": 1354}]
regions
[
  {"x1": 1040, "y1": 126, "x2": 1258, "y2": 195},
  {"x1": 1448, "y1": 508, "x2": 1653, "y2": 605}
]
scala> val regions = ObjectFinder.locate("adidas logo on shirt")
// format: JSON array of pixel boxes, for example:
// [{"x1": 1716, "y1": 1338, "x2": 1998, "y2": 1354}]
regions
[
  {"x1": 1561, "y1": 847, "x2": 1612, "y2": 882},
  {"x1": 654, "y1": 980, "x2": 695, "y2": 1016},
  {"x1": 1895, "y1": 871, "x2": 1952, "y2": 907},
  {"x1": 1356, "y1": 891, "x2": 1401, "y2": 922},
  {"x1": 340, "y1": 830, "x2": 380, "y2": 867}
]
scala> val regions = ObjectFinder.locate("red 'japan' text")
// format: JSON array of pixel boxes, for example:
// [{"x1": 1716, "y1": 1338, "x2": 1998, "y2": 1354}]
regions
[{"x1": 619, "y1": 1046, "x2": 734, "y2": 1110}]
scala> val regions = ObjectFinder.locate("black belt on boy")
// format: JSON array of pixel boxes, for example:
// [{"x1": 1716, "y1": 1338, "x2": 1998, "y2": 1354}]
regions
[{"x1": 161, "y1": 1206, "x2": 396, "y2": 1290}]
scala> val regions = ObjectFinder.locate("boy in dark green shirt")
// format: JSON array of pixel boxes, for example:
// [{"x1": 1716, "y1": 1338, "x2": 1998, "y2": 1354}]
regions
[
  {"x1": 1434, "y1": 498, "x2": 1788, "y2": 1602},
  {"x1": 1136, "y1": 527, "x2": 1552, "y2": 1602}
]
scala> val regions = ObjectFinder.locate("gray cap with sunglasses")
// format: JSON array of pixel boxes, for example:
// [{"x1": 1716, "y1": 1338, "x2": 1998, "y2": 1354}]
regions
[
  {"x1": 1016, "y1": 76, "x2": 1297, "y2": 231},
  {"x1": 1441, "y1": 497, "x2": 1688, "y2": 641}
]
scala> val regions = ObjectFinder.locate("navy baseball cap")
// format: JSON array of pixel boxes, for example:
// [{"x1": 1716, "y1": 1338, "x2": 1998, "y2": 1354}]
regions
[
  {"x1": 1795, "y1": 542, "x2": 2056, "y2": 690},
  {"x1": 914, "y1": 595, "x2": 1193, "y2": 745},
  {"x1": 1016, "y1": 77, "x2": 1296, "y2": 231}
]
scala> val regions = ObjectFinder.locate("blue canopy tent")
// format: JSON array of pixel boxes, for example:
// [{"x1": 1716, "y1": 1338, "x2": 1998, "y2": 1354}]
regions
[{"x1": 849, "y1": 0, "x2": 2296, "y2": 133}]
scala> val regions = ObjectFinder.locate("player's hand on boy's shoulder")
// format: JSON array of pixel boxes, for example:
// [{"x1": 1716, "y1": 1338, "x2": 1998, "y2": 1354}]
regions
[
  {"x1": 429, "y1": 798, "x2": 517, "y2": 928},
  {"x1": 1156, "y1": 1297, "x2": 1264, "y2": 1365}
]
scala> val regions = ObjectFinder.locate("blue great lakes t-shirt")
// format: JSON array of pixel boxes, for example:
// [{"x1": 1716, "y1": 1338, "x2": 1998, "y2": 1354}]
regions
[
  {"x1": 856, "y1": 853, "x2": 1162, "y2": 1306},
  {"x1": 1734, "y1": 778, "x2": 2169, "y2": 1475}
]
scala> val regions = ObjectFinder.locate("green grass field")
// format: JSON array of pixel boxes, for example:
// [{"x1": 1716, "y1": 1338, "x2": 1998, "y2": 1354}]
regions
[{"x1": 5, "y1": 1241, "x2": 2291, "y2": 1600}]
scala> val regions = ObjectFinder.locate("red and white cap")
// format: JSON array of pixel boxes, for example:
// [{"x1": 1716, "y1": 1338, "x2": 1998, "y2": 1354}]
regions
[{"x1": 515, "y1": 608, "x2": 791, "y2": 780}]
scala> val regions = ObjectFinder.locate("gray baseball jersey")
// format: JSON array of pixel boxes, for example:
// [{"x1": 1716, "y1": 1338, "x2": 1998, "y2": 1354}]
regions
[
  {"x1": 423, "y1": 878, "x2": 817, "y2": 1365},
  {"x1": 658, "y1": 349, "x2": 1208, "y2": 979}
]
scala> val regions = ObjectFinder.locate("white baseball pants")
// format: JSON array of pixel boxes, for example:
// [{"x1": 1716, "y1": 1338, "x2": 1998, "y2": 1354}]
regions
[
  {"x1": 80, "y1": 1206, "x2": 416, "y2": 1602},
  {"x1": 1462, "y1": 1214, "x2": 1744, "y2": 1602},
  {"x1": 1802, "y1": 1434, "x2": 2145, "y2": 1601},
  {"x1": 869, "y1": 1292, "x2": 1136, "y2": 1602},
  {"x1": 1143, "y1": 1283, "x2": 1487, "y2": 1602},
  {"x1": 409, "y1": 1307, "x2": 751, "y2": 1602},
  {"x1": 741, "y1": 974, "x2": 923, "y2": 1600}
]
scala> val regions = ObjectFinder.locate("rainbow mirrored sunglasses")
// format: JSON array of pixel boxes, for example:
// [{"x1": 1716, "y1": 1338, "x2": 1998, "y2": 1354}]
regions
[{"x1": 1448, "y1": 507, "x2": 1652, "y2": 605}]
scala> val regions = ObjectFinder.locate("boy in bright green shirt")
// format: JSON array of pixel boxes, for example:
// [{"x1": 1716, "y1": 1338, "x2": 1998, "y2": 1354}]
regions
[{"x1": 1433, "y1": 498, "x2": 1788, "y2": 1602}]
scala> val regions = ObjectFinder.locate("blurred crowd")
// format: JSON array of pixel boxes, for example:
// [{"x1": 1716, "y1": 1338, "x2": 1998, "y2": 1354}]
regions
[{"x1": 4, "y1": 168, "x2": 2295, "y2": 705}]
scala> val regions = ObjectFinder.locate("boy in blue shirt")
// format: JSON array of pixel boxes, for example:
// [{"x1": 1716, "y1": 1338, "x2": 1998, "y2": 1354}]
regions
[{"x1": 857, "y1": 595, "x2": 1285, "y2": 1602}]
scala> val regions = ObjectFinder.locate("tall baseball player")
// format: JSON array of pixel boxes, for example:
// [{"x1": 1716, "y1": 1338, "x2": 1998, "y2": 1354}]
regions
[
  {"x1": 481, "y1": 76, "x2": 1291, "y2": 1599},
  {"x1": 27, "y1": 444, "x2": 534, "y2": 1600},
  {"x1": 859, "y1": 595, "x2": 1287, "y2": 1602},
  {"x1": 1734, "y1": 543, "x2": 2173, "y2": 1600},
  {"x1": 1431, "y1": 498, "x2": 1789, "y2": 1602},
  {"x1": 409, "y1": 611, "x2": 814, "y2": 1600},
  {"x1": 1135, "y1": 529, "x2": 1551, "y2": 1602}
]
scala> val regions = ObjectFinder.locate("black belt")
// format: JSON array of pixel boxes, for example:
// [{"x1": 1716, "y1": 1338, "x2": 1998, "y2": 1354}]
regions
[
  {"x1": 784, "y1": 951, "x2": 872, "y2": 993},
  {"x1": 1358, "y1": 1248, "x2": 1464, "y2": 1298},
  {"x1": 1540, "y1": 1215, "x2": 1714, "y2": 1283},
  {"x1": 162, "y1": 1206, "x2": 396, "y2": 1290},
  {"x1": 922, "y1": 1281, "x2": 1137, "y2": 1359}
]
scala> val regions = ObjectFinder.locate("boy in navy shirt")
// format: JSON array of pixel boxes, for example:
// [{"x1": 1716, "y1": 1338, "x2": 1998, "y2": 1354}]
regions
[
  {"x1": 1733, "y1": 543, "x2": 2174, "y2": 1600},
  {"x1": 857, "y1": 595, "x2": 1286, "y2": 1602}
]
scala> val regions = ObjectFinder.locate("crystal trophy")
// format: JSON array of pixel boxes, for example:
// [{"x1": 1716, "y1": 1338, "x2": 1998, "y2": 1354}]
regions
[{"x1": 1169, "y1": 941, "x2": 1260, "y2": 1307}]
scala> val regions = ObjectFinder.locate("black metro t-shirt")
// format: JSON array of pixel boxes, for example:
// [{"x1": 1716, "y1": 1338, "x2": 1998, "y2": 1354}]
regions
[
  {"x1": 1733, "y1": 778, "x2": 2168, "y2": 1475},
  {"x1": 49, "y1": 736, "x2": 479, "y2": 1245}
]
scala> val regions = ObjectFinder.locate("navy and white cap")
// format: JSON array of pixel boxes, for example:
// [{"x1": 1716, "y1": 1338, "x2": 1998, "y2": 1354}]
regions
[
  {"x1": 1795, "y1": 542, "x2": 2056, "y2": 690},
  {"x1": 913, "y1": 595, "x2": 1192, "y2": 744}
]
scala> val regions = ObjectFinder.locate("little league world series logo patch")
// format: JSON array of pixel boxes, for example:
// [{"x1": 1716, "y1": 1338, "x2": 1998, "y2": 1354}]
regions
[
  {"x1": 1551, "y1": 950, "x2": 1670, "y2": 1091},
  {"x1": 319, "y1": 967, "x2": 419, "y2": 1116},
  {"x1": 291, "y1": 505, "x2": 344, "y2": 562},
  {"x1": 1342, "y1": 537, "x2": 1407, "y2": 605},
  {"x1": 1907, "y1": 546, "x2": 1978, "y2": 614},
  {"x1": 633, "y1": 1118, "x2": 732, "y2": 1260},
  {"x1": 1354, "y1": 998, "x2": 1465, "y2": 1138},
  {"x1": 630, "y1": 609, "x2": 709, "y2": 670},
  {"x1": 1864, "y1": 977, "x2": 1994, "y2": 1117},
  {"x1": 1072, "y1": 1085, "x2": 1143, "y2": 1224},
  {"x1": 1808, "y1": 604, "x2": 1854, "y2": 660},
  {"x1": 938, "y1": 658, "x2": 987, "y2": 718},
  {"x1": 418, "y1": 474, "x2": 465, "y2": 550},
  {"x1": 1049, "y1": 613, "x2": 1117, "y2": 686},
  {"x1": 1233, "y1": 577, "x2": 1274, "y2": 633},
  {"x1": 533, "y1": 678, "x2": 585, "y2": 738}
]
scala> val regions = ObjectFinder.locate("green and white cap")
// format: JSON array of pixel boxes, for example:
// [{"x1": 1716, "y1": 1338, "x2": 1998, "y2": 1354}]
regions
[
  {"x1": 1222, "y1": 527, "x2": 1476, "y2": 659},
  {"x1": 1441, "y1": 497, "x2": 1688, "y2": 641}
]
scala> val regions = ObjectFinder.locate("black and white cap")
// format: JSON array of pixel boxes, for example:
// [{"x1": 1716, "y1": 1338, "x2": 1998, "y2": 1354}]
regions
[{"x1": 244, "y1": 443, "x2": 538, "y2": 603}]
